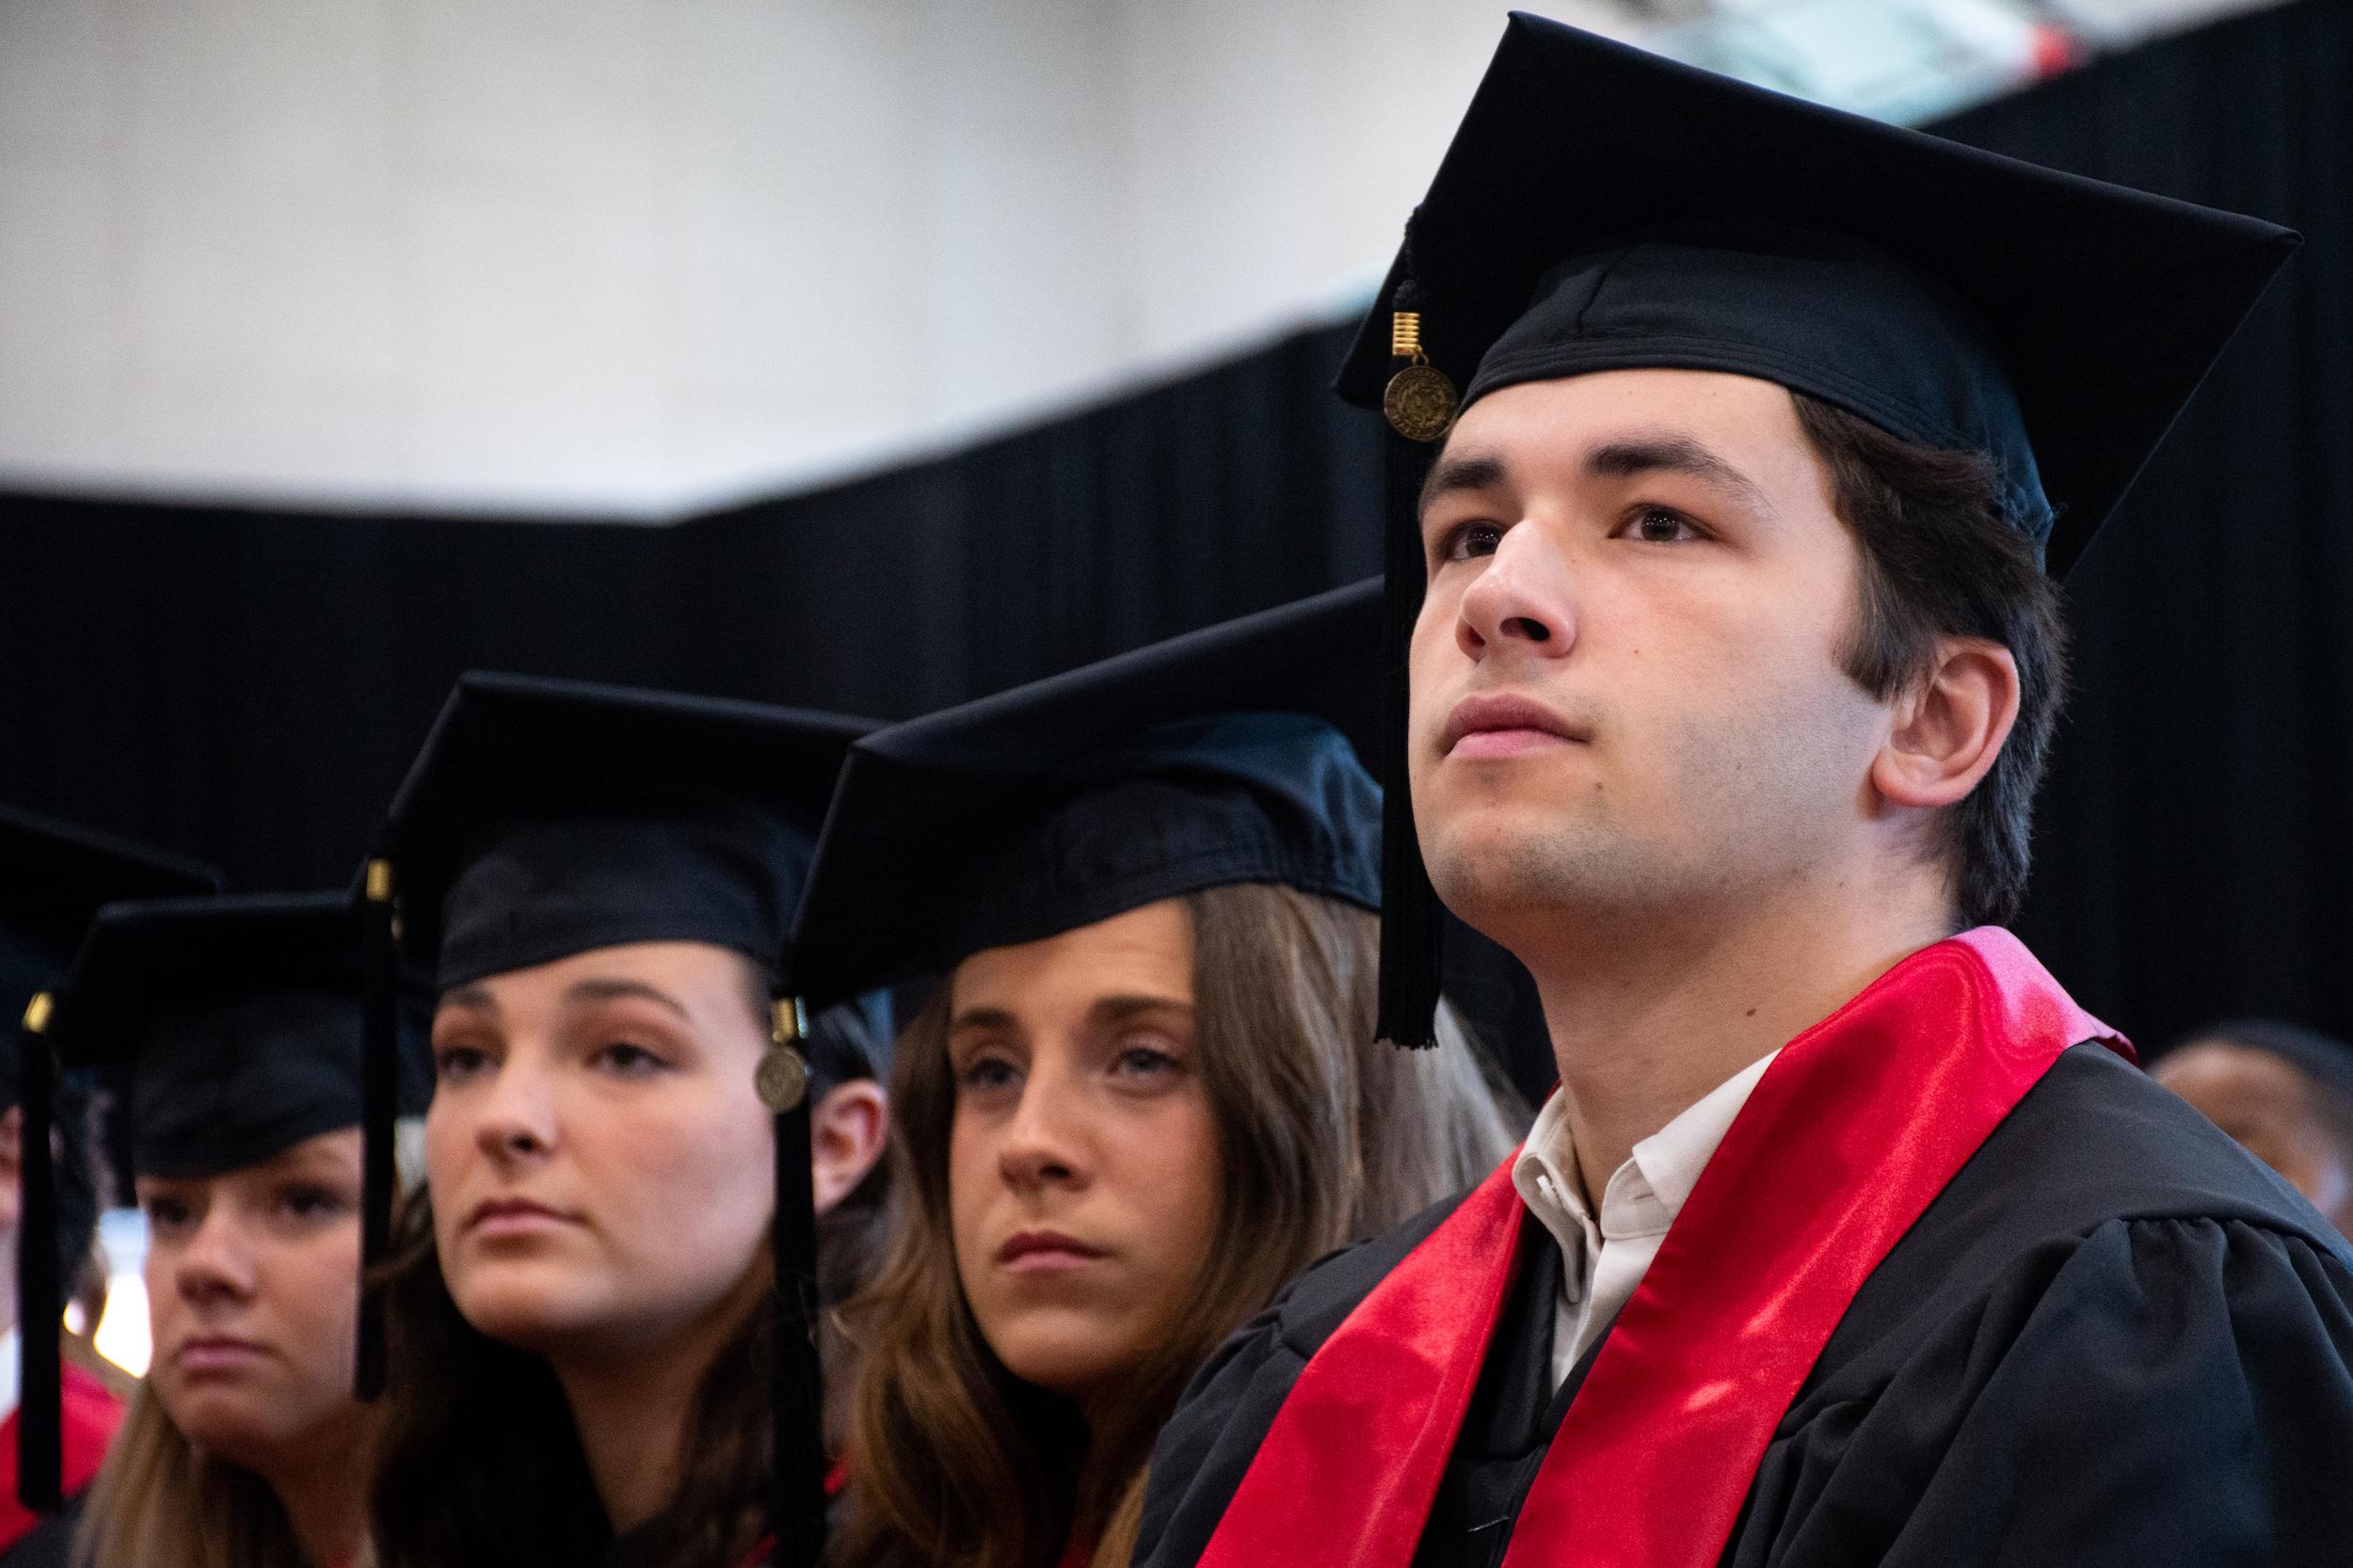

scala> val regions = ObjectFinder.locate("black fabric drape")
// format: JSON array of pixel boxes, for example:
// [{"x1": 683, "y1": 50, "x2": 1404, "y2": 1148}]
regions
[
  {"x1": 2, "y1": 0, "x2": 2346, "y2": 1095},
  {"x1": 0, "y1": 327, "x2": 1381, "y2": 891},
  {"x1": 1932, "y1": 0, "x2": 2353, "y2": 1052}
]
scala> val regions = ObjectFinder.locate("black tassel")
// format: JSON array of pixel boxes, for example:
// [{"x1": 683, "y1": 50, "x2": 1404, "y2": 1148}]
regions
[
  {"x1": 355, "y1": 861, "x2": 398, "y2": 1400},
  {"x1": 15, "y1": 999, "x2": 61, "y2": 1512},
  {"x1": 1376, "y1": 281, "x2": 1446, "y2": 1052},
  {"x1": 771, "y1": 1082, "x2": 825, "y2": 1568}
]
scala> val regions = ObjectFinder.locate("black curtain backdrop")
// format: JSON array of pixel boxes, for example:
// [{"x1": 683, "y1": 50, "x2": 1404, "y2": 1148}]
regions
[{"x1": 2, "y1": 0, "x2": 2347, "y2": 1091}]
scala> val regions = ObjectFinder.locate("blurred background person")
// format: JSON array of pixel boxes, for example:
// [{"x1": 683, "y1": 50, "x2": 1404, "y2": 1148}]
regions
[
  {"x1": 797, "y1": 584, "x2": 1529, "y2": 1568},
  {"x1": 2153, "y1": 1018, "x2": 2353, "y2": 1238},
  {"x1": 0, "y1": 808, "x2": 217, "y2": 1560}
]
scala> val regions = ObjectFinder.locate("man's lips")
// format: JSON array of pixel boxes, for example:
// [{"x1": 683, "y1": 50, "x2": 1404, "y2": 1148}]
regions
[
  {"x1": 1439, "y1": 693, "x2": 1588, "y2": 758},
  {"x1": 466, "y1": 1196, "x2": 577, "y2": 1237},
  {"x1": 996, "y1": 1229, "x2": 1107, "y2": 1273},
  {"x1": 174, "y1": 1336, "x2": 268, "y2": 1374}
]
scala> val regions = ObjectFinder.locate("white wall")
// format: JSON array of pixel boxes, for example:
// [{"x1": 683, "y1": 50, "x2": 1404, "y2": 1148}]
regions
[
  {"x1": 0, "y1": 0, "x2": 2268, "y2": 517},
  {"x1": 0, "y1": 0, "x2": 1642, "y2": 515}
]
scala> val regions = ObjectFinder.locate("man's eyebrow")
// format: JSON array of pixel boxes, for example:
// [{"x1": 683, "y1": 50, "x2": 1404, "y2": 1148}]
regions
[
  {"x1": 1587, "y1": 433, "x2": 1775, "y2": 515},
  {"x1": 565, "y1": 976, "x2": 692, "y2": 1021},
  {"x1": 1418, "y1": 450, "x2": 1510, "y2": 518}
]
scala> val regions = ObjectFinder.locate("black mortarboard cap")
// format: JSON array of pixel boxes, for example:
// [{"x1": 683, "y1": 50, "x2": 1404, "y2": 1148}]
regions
[
  {"x1": 48, "y1": 891, "x2": 429, "y2": 1180},
  {"x1": 0, "y1": 804, "x2": 217, "y2": 1512},
  {"x1": 381, "y1": 674, "x2": 872, "y2": 992},
  {"x1": 367, "y1": 674, "x2": 878, "y2": 1567},
  {"x1": 1, "y1": 806, "x2": 220, "y2": 1101},
  {"x1": 791, "y1": 579, "x2": 1385, "y2": 1015},
  {"x1": 1339, "y1": 14, "x2": 2300, "y2": 1048}
]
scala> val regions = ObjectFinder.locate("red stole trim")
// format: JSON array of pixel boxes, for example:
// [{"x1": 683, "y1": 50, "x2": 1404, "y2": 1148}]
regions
[
  {"x1": 1195, "y1": 929, "x2": 2125, "y2": 1568},
  {"x1": 0, "y1": 1363, "x2": 123, "y2": 1548}
]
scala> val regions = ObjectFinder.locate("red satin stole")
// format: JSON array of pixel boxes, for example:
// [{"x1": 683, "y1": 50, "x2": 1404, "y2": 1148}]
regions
[{"x1": 1195, "y1": 928, "x2": 2126, "y2": 1568}]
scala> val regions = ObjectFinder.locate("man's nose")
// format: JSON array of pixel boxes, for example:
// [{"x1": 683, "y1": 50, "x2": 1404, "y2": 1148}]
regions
[{"x1": 1456, "y1": 525, "x2": 1577, "y2": 662}]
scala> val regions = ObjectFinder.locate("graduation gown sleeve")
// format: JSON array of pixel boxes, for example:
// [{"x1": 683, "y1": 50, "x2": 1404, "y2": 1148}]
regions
[
  {"x1": 1134, "y1": 1304, "x2": 1304, "y2": 1568},
  {"x1": 0, "y1": 1499, "x2": 77, "y2": 1568},
  {"x1": 1733, "y1": 1213, "x2": 2353, "y2": 1568}
]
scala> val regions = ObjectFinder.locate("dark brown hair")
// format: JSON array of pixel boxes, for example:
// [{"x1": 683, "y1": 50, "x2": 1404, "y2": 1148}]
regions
[
  {"x1": 1795, "y1": 392, "x2": 2071, "y2": 928},
  {"x1": 831, "y1": 884, "x2": 1527, "y2": 1568},
  {"x1": 365, "y1": 1192, "x2": 776, "y2": 1568}
]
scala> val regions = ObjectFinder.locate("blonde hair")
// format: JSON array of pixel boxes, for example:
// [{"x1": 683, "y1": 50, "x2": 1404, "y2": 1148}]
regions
[
  {"x1": 833, "y1": 884, "x2": 1528, "y2": 1568},
  {"x1": 73, "y1": 1384, "x2": 308, "y2": 1568}
]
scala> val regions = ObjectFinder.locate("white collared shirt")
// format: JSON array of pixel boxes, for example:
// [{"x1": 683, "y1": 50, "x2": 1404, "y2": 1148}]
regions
[
  {"x1": 1511, "y1": 1051, "x2": 1780, "y2": 1387},
  {"x1": 0, "y1": 1326, "x2": 20, "y2": 1421}
]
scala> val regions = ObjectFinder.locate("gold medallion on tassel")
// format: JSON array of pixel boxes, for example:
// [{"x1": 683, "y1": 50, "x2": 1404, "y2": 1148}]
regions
[
  {"x1": 756, "y1": 1045, "x2": 808, "y2": 1113},
  {"x1": 1384, "y1": 310, "x2": 1458, "y2": 442},
  {"x1": 760, "y1": 997, "x2": 811, "y2": 1112}
]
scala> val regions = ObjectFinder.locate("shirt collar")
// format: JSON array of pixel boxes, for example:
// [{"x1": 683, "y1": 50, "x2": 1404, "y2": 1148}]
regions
[
  {"x1": 1512, "y1": 1092, "x2": 1599, "y2": 1301},
  {"x1": 1512, "y1": 1048, "x2": 1783, "y2": 1283},
  {"x1": 1629, "y1": 1048, "x2": 1782, "y2": 1215},
  {"x1": 0, "y1": 1325, "x2": 20, "y2": 1421}
]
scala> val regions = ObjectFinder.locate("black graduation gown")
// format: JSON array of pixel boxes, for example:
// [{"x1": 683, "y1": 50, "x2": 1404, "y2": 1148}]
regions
[
  {"x1": 0, "y1": 1497, "x2": 79, "y2": 1568},
  {"x1": 1135, "y1": 1046, "x2": 2353, "y2": 1568},
  {"x1": 592, "y1": 1459, "x2": 821, "y2": 1568},
  {"x1": 597, "y1": 1522, "x2": 775, "y2": 1568}
]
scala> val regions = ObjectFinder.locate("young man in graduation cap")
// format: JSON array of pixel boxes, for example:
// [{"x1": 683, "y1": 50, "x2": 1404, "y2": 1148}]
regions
[
  {"x1": 1135, "y1": 18, "x2": 2353, "y2": 1568},
  {"x1": 0, "y1": 806, "x2": 217, "y2": 1561}
]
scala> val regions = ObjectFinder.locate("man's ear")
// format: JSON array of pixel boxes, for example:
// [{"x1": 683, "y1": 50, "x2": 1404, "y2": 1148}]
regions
[
  {"x1": 809, "y1": 1079, "x2": 888, "y2": 1217},
  {"x1": 1871, "y1": 636, "x2": 2020, "y2": 810}
]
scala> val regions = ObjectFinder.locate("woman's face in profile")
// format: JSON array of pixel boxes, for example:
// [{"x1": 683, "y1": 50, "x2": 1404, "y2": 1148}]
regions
[
  {"x1": 2155, "y1": 1041, "x2": 2353, "y2": 1229},
  {"x1": 944, "y1": 898, "x2": 1224, "y2": 1412},
  {"x1": 140, "y1": 1128, "x2": 368, "y2": 1470},
  {"x1": 424, "y1": 940, "x2": 776, "y2": 1359}
]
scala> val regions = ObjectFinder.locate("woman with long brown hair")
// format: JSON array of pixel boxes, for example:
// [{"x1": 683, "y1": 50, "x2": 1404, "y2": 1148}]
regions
[
  {"x1": 789, "y1": 582, "x2": 1528, "y2": 1568},
  {"x1": 363, "y1": 676, "x2": 893, "y2": 1568}
]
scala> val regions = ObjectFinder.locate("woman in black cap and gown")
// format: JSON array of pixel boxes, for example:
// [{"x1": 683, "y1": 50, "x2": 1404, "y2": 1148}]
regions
[
  {"x1": 363, "y1": 675, "x2": 891, "y2": 1568},
  {"x1": 37, "y1": 891, "x2": 424, "y2": 1568},
  {"x1": 795, "y1": 583, "x2": 1528, "y2": 1568}
]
